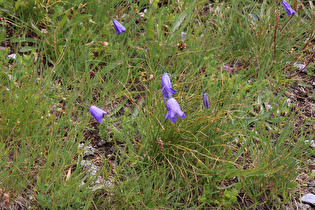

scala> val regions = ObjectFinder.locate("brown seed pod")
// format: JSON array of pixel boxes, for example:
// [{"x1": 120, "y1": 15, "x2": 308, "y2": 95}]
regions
[
  {"x1": 177, "y1": 41, "x2": 186, "y2": 51},
  {"x1": 157, "y1": 138, "x2": 164, "y2": 152}
]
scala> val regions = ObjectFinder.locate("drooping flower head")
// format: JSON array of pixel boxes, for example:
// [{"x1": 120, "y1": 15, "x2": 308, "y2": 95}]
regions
[
  {"x1": 112, "y1": 18, "x2": 126, "y2": 35},
  {"x1": 165, "y1": 97, "x2": 185, "y2": 123},
  {"x1": 203, "y1": 90, "x2": 209, "y2": 109},
  {"x1": 160, "y1": 65, "x2": 176, "y2": 102},
  {"x1": 89, "y1": 105, "x2": 107, "y2": 123},
  {"x1": 282, "y1": 1, "x2": 296, "y2": 17}
]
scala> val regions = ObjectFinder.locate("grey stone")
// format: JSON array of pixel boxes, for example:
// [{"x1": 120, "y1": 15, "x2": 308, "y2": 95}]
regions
[
  {"x1": 301, "y1": 193, "x2": 315, "y2": 205},
  {"x1": 7, "y1": 54, "x2": 16, "y2": 59},
  {"x1": 302, "y1": 204, "x2": 312, "y2": 210},
  {"x1": 305, "y1": 140, "x2": 315, "y2": 148},
  {"x1": 97, "y1": 140, "x2": 106, "y2": 146},
  {"x1": 78, "y1": 143, "x2": 96, "y2": 156},
  {"x1": 294, "y1": 63, "x2": 307, "y2": 72}
]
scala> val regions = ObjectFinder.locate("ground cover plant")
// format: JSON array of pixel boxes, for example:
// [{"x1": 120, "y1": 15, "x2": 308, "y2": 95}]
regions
[{"x1": 0, "y1": 0, "x2": 315, "y2": 209}]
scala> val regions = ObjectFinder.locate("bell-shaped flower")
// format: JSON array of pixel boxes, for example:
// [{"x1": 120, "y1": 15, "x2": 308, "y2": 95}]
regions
[
  {"x1": 89, "y1": 105, "x2": 107, "y2": 123},
  {"x1": 112, "y1": 18, "x2": 126, "y2": 35},
  {"x1": 161, "y1": 70, "x2": 176, "y2": 102},
  {"x1": 203, "y1": 90, "x2": 209, "y2": 109},
  {"x1": 282, "y1": 1, "x2": 296, "y2": 17},
  {"x1": 165, "y1": 97, "x2": 185, "y2": 123}
]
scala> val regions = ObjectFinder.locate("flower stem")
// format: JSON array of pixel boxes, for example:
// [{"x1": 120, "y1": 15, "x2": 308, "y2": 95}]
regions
[
  {"x1": 280, "y1": 15, "x2": 293, "y2": 33},
  {"x1": 273, "y1": 25, "x2": 278, "y2": 60},
  {"x1": 159, "y1": 64, "x2": 166, "y2": 74}
]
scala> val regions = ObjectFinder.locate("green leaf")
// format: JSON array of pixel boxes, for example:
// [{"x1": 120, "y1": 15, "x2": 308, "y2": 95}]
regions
[
  {"x1": 19, "y1": 46, "x2": 35, "y2": 52},
  {"x1": 298, "y1": 83, "x2": 313, "y2": 88},
  {"x1": 147, "y1": 16, "x2": 154, "y2": 39},
  {"x1": 100, "y1": 61, "x2": 122, "y2": 76},
  {"x1": 172, "y1": 11, "x2": 188, "y2": 33}
]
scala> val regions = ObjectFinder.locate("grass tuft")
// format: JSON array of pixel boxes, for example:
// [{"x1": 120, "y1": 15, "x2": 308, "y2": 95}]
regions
[{"x1": 0, "y1": 0, "x2": 314, "y2": 208}]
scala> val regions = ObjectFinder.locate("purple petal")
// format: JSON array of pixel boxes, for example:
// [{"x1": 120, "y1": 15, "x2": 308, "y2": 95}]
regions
[
  {"x1": 165, "y1": 98, "x2": 185, "y2": 123},
  {"x1": 170, "y1": 116, "x2": 178, "y2": 123},
  {"x1": 164, "y1": 112, "x2": 169, "y2": 121},
  {"x1": 112, "y1": 19, "x2": 126, "y2": 35},
  {"x1": 165, "y1": 107, "x2": 178, "y2": 123},
  {"x1": 282, "y1": 1, "x2": 296, "y2": 17},
  {"x1": 178, "y1": 112, "x2": 185, "y2": 119},
  {"x1": 161, "y1": 73, "x2": 176, "y2": 102},
  {"x1": 167, "y1": 98, "x2": 183, "y2": 116},
  {"x1": 169, "y1": 107, "x2": 176, "y2": 119},
  {"x1": 203, "y1": 92, "x2": 209, "y2": 109},
  {"x1": 89, "y1": 105, "x2": 107, "y2": 122}
]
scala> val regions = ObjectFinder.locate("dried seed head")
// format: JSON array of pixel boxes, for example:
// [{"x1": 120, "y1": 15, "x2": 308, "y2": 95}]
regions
[
  {"x1": 298, "y1": 3, "x2": 303, "y2": 11},
  {"x1": 293, "y1": 0, "x2": 298, "y2": 11},
  {"x1": 275, "y1": 9, "x2": 280, "y2": 30},
  {"x1": 157, "y1": 138, "x2": 164, "y2": 152},
  {"x1": 177, "y1": 41, "x2": 186, "y2": 51}
]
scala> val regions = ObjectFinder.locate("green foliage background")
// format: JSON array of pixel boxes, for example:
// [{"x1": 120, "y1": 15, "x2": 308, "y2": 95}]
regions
[{"x1": 0, "y1": 0, "x2": 314, "y2": 208}]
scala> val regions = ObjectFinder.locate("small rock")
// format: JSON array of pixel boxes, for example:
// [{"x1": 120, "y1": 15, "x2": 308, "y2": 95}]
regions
[
  {"x1": 305, "y1": 140, "x2": 315, "y2": 148},
  {"x1": 79, "y1": 181, "x2": 85, "y2": 187},
  {"x1": 80, "y1": 160, "x2": 99, "y2": 174},
  {"x1": 78, "y1": 143, "x2": 96, "y2": 156},
  {"x1": 293, "y1": 63, "x2": 306, "y2": 72},
  {"x1": 266, "y1": 102, "x2": 272, "y2": 110},
  {"x1": 303, "y1": 204, "x2": 312, "y2": 210},
  {"x1": 97, "y1": 140, "x2": 107, "y2": 147},
  {"x1": 301, "y1": 193, "x2": 315, "y2": 205},
  {"x1": 7, "y1": 54, "x2": 16, "y2": 59},
  {"x1": 79, "y1": 160, "x2": 102, "y2": 188},
  {"x1": 179, "y1": 32, "x2": 187, "y2": 41},
  {"x1": 249, "y1": 13, "x2": 260, "y2": 23},
  {"x1": 78, "y1": 143, "x2": 84, "y2": 149},
  {"x1": 308, "y1": 180, "x2": 315, "y2": 187},
  {"x1": 223, "y1": 64, "x2": 231, "y2": 74},
  {"x1": 83, "y1": 146, "x2": 95, "y2": 156},
  {"x1": 105, "y1": 180, "x2": 114, "y2": 188},
  {"x1": 41, "y1": 29, "x2": 48, "y2": 34}
]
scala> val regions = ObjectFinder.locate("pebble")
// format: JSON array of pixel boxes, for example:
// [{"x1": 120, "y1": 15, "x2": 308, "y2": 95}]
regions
[
  {"x1": 249, "y1": 13, "x2": 260, "y2": 23},
  {"x1": 97, "y1": 140, "x2": 107, "y2": 146},
  {"x1": 78, "y1": 143, "x2": 96, "y2": 156},
  {"x1": 293, "y1": 63, "x2": 307, "y2": 72},
  {"x1": 79, "y1": 160, "x2": 101, "y2": 188},
  {"x1": 301, "y1": 193, "x2": 315, "y2": 205},
  {"x1": 305, "y1": 140, "x2": 315, "y2": 148},
  {"x1": 7, "y1": 54, "x2": 16, "y2": 59}
]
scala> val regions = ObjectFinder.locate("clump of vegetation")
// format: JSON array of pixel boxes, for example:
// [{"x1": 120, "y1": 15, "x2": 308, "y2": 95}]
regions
[{"x1": 0, "y1": 0, "x2": 314, "y2": 209}]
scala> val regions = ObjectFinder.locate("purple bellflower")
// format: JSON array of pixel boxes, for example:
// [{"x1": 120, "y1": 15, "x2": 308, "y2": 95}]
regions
[
  {"x1": 203, "y1": 90, "x2": 209, "y2": 109},
  {"x1": 160, "y1": 65, "x2": 176, "y2": 102},
  {"x1": 112, "y1": 18, "x2": 126, "y2": 35},
  {"x1": 282, "y1": 1, "x2": 296, "y2": 17},
  {"x1": 89, "y1": 105, "x2": 107, "y2": 123},
  {"x1": 165, "y1": 97, "x2": 185, "y2": 123}
]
